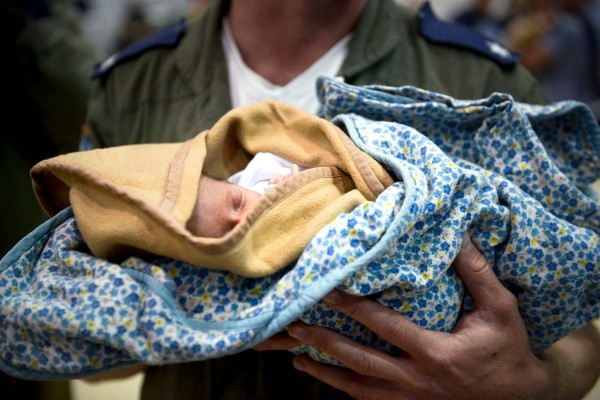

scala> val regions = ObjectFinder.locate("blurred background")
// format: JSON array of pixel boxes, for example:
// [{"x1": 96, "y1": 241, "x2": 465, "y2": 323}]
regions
[{"x1": 2, "y1": 0, "x2": 599, "y2": 398}]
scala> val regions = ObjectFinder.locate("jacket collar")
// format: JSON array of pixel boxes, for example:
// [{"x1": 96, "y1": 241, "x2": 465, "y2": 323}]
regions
[
  {"x1": 176, "y1": 0, "x2": 232, "y2": 127},
  {"x1": 340, "y1": 0, "x2": 405, "y2": 80},
  {"x1": 174, "y1": 0, "x2": 406, "y2": 106}
]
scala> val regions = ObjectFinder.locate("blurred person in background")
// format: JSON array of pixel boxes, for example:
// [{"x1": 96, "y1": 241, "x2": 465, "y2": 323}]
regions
[
  {"x1": 1, "y1": 0, "x2": 96, "y2": 262},
  {"x1": 1, "y1": 0, "x2": 98, "y2": 398},
  {"x1": 507, "y1": 0, "x2": 600, "y2": 119},
  {"x1": 77, "y1": 0, "x2": 190, "y2": 59},
  {"x1": 452, "y1": 0, "x2": 518, "y2": 43}
]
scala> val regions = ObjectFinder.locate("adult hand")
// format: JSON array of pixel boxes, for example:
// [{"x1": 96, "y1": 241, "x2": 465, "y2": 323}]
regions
[{"x1": 255, "y1": 235, "x2": 556, "y2": 399}]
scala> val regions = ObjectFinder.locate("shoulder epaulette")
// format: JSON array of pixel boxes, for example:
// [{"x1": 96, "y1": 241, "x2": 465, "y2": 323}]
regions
[
  {"x1": 91, "y1": 18, "x2": 187, "y2": 79},
  {"x1": 417, "y1": 2, "x2": 518, "y2": 70}
]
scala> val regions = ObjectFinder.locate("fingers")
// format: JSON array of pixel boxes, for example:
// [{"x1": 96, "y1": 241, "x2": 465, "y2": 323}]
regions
[
  {"x1": 287, "y1": 321, "x2": 414, "y2": 382},
  {"x1": 453, "y1": 235, "x2": 518, "y2": 318},
  {"x1": 292, "y1": 354, "x2": 412, "y2": 400},
  {"x1": 253, "y1": 331, "x2": 301, "y2": 351},
  {"x1": 290, "y1": 164, "x2": 299, "y2": 175},
  {"x1": 319, "y1": 290, "x2": 438, "y2": 359}
]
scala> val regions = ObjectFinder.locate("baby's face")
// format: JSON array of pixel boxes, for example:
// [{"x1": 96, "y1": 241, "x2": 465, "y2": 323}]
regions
[{"x1": 187, "y1": 176, "x2": 261, "y2": 238}]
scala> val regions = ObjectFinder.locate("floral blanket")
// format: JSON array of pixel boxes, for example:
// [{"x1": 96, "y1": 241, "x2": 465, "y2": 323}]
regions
[{"x1": 1, "y1": 77, "x2": 598, "y2": 380}]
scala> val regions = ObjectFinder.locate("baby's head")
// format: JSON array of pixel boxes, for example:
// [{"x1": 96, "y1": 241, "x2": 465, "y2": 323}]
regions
[{"x1": 186, "y1": 175, "x2": 261, "y2": 238}]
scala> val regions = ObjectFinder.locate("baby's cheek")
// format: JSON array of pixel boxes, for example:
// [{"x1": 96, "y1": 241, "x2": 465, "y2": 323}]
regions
[
  {"x1": 246, "y1": 192, "x2": 262, "y2": 212},
  {"x1": 185, "y1": 207, "x2": 202, "y2": 236}
]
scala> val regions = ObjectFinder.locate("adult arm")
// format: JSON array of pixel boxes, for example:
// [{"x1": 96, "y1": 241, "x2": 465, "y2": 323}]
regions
[
  {"x1": 255, "y1": 235, "x2": 600, "y2": 399},
  {"x1": 539, "y1": 323, "x2": 600, "y2": 400}
]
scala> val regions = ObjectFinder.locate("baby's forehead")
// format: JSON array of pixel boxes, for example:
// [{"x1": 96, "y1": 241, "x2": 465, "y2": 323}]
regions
[
  {"x1": 198, "y1": 175, "x2": 244, "y2": 199},
  {"x1": 200, "y1": 175, "x2": 229, "y2": 188}
]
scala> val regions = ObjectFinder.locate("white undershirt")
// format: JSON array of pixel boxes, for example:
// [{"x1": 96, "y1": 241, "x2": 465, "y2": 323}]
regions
[{"x1": 222, "y1": 18, "x2": 351, "y2": 114}]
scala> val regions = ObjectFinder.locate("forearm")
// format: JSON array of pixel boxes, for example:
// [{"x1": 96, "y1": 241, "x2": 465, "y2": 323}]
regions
[{"x1": 540, "y1": 322, "x2": 600, "y2": 400}]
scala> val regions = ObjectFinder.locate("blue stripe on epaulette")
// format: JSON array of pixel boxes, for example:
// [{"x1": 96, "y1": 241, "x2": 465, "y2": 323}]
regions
[
  {"x1": 418, "y1": 2, "x2": 518, "y2": 70},
  {"x1": 91, "y1": 19, "x2": 187, "y2": 79}
]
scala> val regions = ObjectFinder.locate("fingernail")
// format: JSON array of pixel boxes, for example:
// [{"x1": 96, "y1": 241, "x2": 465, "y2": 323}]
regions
[
  {"x1": 460, "y1": 234, "x2": 473, "y2": 252},
  {"x1": 293, "y1": 357, "x2": 306, "y2": 371},
  {"x1": 288, "y1": 325, "x2": 306, "y2": 340},
  {"x1": 324, "y1": 290, "x2": 341, "y2": 305}
]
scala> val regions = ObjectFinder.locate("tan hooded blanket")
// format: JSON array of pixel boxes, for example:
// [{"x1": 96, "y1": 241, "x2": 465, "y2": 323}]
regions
[{"x1": 31, "y1": 101, "x2": 394, "y2": 277}]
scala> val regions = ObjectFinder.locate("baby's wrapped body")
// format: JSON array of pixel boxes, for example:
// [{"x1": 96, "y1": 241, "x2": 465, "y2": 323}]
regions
[
  {"x1": 30, "y1": 99, "x2": 394, "y2": 278},
  {"x1": 186, "y1": 153, "x2": 303, "y2": 239},
  {"x1": 1, "y1": 77, "x2": 599, "y2": 380}
]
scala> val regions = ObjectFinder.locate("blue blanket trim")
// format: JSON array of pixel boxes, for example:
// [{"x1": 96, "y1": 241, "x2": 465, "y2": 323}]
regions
[
  {"x1": 0, "y1": 207, "x2": 74, "y2": 272},
  {"x1": 123, "y1": 268, "x2": 277, "y2": 332}
]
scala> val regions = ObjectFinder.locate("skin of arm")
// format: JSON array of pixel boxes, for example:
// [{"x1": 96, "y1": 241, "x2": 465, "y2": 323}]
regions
[
  {"x1": 539, "y1": 323, "x2": 600, "y2": 400},
  {"x1": 255, "y1": 235, "x2": 600, "y2": 399}
]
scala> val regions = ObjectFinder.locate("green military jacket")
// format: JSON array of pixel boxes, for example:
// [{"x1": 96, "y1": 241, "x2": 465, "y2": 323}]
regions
[
  {"x1": 87, "y1": 0, "x2": 547, "y2": 149},
  {"x1": 85, "y1": 1, "x2": 548, "y2": 399}
]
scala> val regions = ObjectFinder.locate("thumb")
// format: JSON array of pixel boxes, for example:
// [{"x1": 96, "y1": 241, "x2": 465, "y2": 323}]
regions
[{"x1": 453, "y1": 234, "x2": 507, "y2": 307}]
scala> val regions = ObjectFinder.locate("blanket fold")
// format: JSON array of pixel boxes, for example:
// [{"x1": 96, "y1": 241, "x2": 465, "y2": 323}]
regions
[{"x1": 30, "y1": 101, "x2": 393, "y2": 277}]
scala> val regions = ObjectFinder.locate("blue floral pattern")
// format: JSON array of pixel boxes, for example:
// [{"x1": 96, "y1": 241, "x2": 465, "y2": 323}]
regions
[{"x1": 0, "y1": 77, "x2": 598, "y2": 379}]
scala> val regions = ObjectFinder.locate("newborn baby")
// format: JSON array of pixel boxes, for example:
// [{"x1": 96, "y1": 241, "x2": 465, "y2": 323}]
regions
[{"x1": 186, "y1": 153, "x2": 301, "y2": 238}]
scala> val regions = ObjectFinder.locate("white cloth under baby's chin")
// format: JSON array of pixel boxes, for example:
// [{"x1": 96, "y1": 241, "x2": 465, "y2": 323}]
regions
[{"x1": 228, "y1": 152, "x2": 301, "y2": 194}]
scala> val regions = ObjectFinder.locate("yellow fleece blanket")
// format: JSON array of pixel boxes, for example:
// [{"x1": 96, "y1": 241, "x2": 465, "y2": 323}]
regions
[{"x1": 31, "y1": 101, "x2": 394, "y2": 277}]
